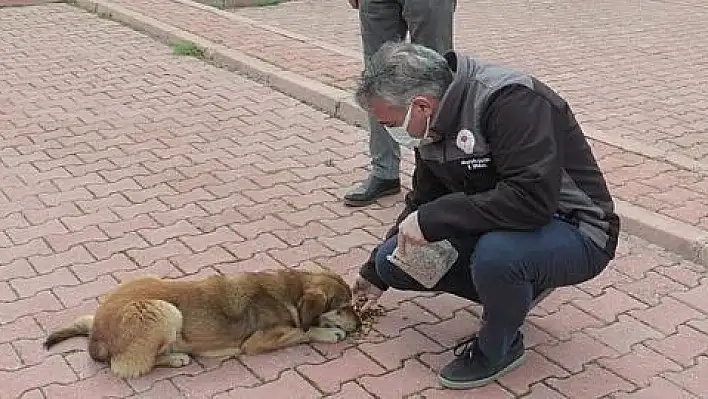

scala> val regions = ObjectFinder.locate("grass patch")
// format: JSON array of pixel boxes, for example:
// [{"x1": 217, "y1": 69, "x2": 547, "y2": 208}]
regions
[
  {"x1": 253, "y1": 0, "x2": 282, "y2": 6},
  {"x1": 172, "y1": 40, "x2": 206, "y2": 58}
]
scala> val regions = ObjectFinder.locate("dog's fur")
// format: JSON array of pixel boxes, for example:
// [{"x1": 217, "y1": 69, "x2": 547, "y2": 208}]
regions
[{"x1": 43, "y1": 270, "x2": 361, "y2": 378}]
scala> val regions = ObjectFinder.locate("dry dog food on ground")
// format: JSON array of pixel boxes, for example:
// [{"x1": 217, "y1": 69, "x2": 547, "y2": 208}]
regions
[{"x1": 351, "y1": 299, "x2": 386, "y2": 339}]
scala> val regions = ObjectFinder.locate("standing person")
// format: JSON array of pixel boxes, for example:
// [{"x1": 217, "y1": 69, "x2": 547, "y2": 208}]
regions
[
  {"x1": 351, "y1": 42, "x2": 620, "y2": 389},
  {"x1": 343, "y1": 0, "x2": 457, "y2": 207}
]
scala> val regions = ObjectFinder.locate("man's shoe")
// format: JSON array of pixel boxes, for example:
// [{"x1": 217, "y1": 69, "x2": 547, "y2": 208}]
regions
[
  {"x1": 438, "y1": 334, "x2": 526, "y2": 389},
  {"x1": 343, "y1": 176, "x2": 401, "y2": 207}
]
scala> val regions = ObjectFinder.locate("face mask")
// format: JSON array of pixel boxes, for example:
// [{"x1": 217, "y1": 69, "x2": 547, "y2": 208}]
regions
[{"x1": 385, "y1": 104, "x2": 431, "y2": 149}]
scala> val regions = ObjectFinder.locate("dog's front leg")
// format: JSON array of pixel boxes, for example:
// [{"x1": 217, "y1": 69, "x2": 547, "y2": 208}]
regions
[
  {"x1": 304, "y1": 327, "x2": 347, "y2": 344},
  {"x1": 240, "y1": 326, "x2": 313, "y2": 355}
]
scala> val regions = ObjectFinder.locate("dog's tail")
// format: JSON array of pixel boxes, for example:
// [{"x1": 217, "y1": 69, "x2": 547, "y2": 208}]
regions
[{"x1": 43, "y1": 315, "x2": 94, "y2": 349}]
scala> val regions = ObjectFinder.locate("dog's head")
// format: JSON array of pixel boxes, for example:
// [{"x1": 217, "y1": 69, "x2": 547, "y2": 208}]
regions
[{"x1": 297, "y1": 272, "x2": 361, "y2": 332}]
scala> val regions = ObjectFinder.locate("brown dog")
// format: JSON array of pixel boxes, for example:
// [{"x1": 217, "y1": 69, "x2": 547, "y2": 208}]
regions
[{"x1": 43, "y1": 269, "x2": 361, "y2": 378}]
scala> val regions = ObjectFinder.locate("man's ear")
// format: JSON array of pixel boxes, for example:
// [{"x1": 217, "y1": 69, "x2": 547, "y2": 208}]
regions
[
  {"x1": 297, "y1": 290, "x2": 327, "y2": 331},
  {"x1": 411, "y1": 96, "x2": 434, "y2": 118}
]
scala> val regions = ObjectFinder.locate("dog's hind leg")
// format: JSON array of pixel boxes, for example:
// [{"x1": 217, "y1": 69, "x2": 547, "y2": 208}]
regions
[
  {"x1": 110, "y1": 349, "x2": 157, "y2": 379},
  {"x1": 196, "y1": 347, "x2": 242, "y2": 358},
  {"x1": 109, "y1": 299, "x2": 185, "y2": 378},
  {"x1": 155, "y1": 353, "x2": 191, "y2": 368},
  {"x1": 111, "y1": 348, "x2": 191, "y2": 377}
]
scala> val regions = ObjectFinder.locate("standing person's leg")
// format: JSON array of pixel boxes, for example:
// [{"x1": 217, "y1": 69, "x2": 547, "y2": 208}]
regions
[
  {"x1": 403, "y1": 0, "x2": 456, "y2": 54},
  {"x1": 344, "y1": 0, "x2": 406, "y2": 207},
  {"x1": 438, "y1": 217, "x2": 612, "y2": 389}
]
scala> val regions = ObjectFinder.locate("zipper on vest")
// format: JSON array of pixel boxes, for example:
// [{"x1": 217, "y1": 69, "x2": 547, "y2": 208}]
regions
[{"x1": 441, "y1": 137, "x2": 447, "y2": 164}]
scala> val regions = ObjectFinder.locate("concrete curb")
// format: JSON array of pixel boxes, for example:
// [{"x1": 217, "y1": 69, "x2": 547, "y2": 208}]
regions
[
  {"x1": 616, "y1": 200, "x2": 708, "y2": 265},
  {"x1": 70, "y1": 0, "x2": 708, "y2": 266},
  {"x1": 171, "y1": 0, "x2": 363, "y2": 60},
  {"x1": 584, "y1": 127, "x2": 708, "y2": 176},
  {"x1": 0, "y1": 0, "x2": 62, "y2": 6}
]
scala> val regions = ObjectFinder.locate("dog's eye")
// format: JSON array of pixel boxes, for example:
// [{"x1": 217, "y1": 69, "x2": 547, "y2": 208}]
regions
[{"x1": 327, "y1": 298, "x2": 339, "y2": 309}]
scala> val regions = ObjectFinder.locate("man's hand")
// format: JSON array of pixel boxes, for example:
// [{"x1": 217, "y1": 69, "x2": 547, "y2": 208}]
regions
[
  {"x1": 352, "y1": 276, "x2": 383, "y2": 312},
  {"x1": 397, "y1": 211, "x2": 427, "y2": 255}
]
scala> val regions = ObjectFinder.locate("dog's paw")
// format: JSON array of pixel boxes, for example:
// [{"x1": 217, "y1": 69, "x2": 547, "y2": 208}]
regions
[
  {"x1": 307, "y1": 327, "x2": 347, "y2": 343},
  {"x1": 162, "y1": 353, "x2": 191, "y2": 368}
]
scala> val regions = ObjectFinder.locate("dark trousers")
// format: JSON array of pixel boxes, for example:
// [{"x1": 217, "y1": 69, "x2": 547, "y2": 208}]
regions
[
  {"x1": 374, "y1": 216, "x2": 611, "y2": 362},
  {"x1": 358, "y1": 0, "x2": 457, "y2": 179}
]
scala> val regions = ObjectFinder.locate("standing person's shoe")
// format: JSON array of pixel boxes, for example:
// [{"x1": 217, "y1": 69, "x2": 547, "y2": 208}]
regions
[
  {"x1": 438, "y1": 334, "x2": 526, "y2": 389},
  {"x1": 343, "y1": 176, "x2": 401, "y2": 207}
]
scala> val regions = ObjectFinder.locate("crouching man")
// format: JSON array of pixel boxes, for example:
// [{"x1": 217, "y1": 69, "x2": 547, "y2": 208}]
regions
[{"x1": 351, "y1": 41, "x2": 620, "y2": 389}]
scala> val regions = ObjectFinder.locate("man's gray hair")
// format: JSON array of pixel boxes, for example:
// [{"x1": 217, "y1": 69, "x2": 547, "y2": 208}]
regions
[{"x1": 355, "y1": 41, "x2": 454, "y2": 110}]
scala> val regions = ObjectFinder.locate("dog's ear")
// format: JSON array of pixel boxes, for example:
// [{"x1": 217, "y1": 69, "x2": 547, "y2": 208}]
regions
[{"x1": 298, "y1": 289, "x2": 327, "y2": 331}]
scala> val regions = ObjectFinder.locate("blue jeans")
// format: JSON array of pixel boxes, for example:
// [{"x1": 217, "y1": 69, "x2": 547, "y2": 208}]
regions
[{"x1": 374, "y1": 216, "x2": 611, "y2": 363}]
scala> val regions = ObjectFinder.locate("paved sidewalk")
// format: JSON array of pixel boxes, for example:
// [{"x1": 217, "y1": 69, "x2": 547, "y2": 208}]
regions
[{"x1": 1, "y1": 3, "x2": 707, "y2": 399}]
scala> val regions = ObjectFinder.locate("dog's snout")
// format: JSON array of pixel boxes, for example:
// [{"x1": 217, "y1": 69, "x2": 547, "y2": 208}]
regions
[{"x1": 317, "y1": 305, "x2": 361, "y2": 332}]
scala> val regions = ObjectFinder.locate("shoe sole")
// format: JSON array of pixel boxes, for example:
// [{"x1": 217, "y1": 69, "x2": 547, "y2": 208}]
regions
[
  {"x1": 342, "y1": 187, "x2": 401, "y2": 207},
  {"x1": 437, "y1": 351, "x2": 527, "y2": 390}
]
